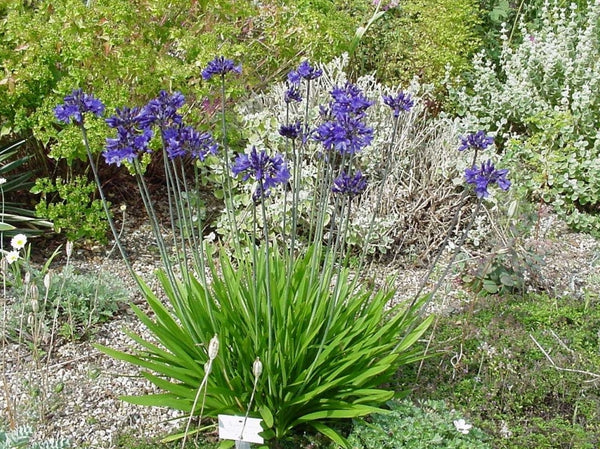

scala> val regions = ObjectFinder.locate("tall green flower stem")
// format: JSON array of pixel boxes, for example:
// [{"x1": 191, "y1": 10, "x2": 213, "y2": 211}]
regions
[
  {"x1": 218, "y1": 75, "x2": 242, "y2": 258},
  {"x1": 79, "y1": 123, "x2": 143, "y2": 291}
]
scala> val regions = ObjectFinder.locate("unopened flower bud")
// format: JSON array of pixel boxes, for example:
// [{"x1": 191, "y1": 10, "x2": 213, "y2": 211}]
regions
[
  {"x1": 29, "y1": 283, "x2": 39, "y2": 302},
  {"x1": 24, "y1": 272, "x2": 30, "y2": 285},
  {"x1": 66, "y1": 241, "x2": 74, "y2": 258},
  {"x1": 31, "y1": 298, "x2": 39, "y2": 313},
  {"x1": 208, "y1": 334, "x2": 219, "y2": 360},
  {"x1": 252, "y1": 357, "x2": 262, "y2": 379},
  {"x1": 44, "y1": 273, "x2": 51, "y2": 291}
]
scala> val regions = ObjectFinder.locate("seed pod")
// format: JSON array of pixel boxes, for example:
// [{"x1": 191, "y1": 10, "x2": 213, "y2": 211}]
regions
[
  {"x1": 43, "y1": 273, "x2": 51, "y2": 291},
  {"x1": 66, "y1": 241, "x2": 74, "y2": 258},
  {"x1": 29, "y1": 283, "x2": 39, "y2": 302},
  {"x1": 208, "y1": 334, "x2": 219, "y2": 360},
  {"x1": 253, "y1": 357, "x2": 263, "y2": 379}
]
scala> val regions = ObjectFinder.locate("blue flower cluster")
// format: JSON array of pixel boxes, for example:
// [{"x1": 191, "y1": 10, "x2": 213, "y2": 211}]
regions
[
  {"x1": 465, "y1": 160, "x2": 511, "y2": 198},
  {"x1": 459, "y1": 130, "x2": 494, "y2": 152},
  {"x1": 332, "y1": 171, "x2": 367, "y2": 198},
  {"x1": 54, "y1": 89, "x2": 105, "y2": 125},
  {"x1": 382, "y1": 91, "x2": 414, "y2": 117},
  {"x1": 232, "y1": 147, "x2": 290, "y2": 201},
  {"x1": 288, "y1": 61, "x2": 323, "y2": 84},
  {"x1": 102, "y1": 90, "x2": 217, "y2": 166},
  {"x1": 163, "y1": 125, "x2": 218, "y2": 161},
  {"x1": 104, "y1": 106, "x2": 154, "y2": 166},
  {"x1": 313, "y1": 83, "x2": 374, "y2": 155},
  {"x1": 279, "y1": 121, "x2": 302, "y2": 140},
  {"x1": 202, "y1": 56, "x2": 242, "y2": 81}
]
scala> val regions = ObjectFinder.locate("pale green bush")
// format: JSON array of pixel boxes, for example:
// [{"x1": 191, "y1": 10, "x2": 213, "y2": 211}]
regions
[{"x1": 447, "y1": 0, "x2": 600, "y2": 235}]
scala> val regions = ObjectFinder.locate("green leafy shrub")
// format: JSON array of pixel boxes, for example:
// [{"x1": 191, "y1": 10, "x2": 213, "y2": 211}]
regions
[
  {"x1": 30, "y1": 176, "x2": 108, "y2": 243},
  {"x1": 447, "y1": 0, "x2": 600, "y2": 235},
  {"x1": 348, "y1": 399, "x2": 491, "y2": 448},
  {"x1": 353, "y1": 0, "x2": 482, "y2": 90},
  {"x1": 0, "y1": 425, "x2": 69, "y2": 449}
]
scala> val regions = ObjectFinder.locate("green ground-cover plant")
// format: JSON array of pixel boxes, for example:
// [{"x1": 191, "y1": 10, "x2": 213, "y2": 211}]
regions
[
  {"x1": 51, "y1": 53, "x2": 512, "y2": 447},
  {"x1": 447, "y1": 0, "x2": 600, "y2": 236},
  {"x1": 348, "y1": 399, "x2": 491, "y2": 448},
  {"x1": 410, "y1": 292, "x2": 600, "y2": 448},
  {"x1": 0, "y1": 425, "x2": 69, "y2": 449}
]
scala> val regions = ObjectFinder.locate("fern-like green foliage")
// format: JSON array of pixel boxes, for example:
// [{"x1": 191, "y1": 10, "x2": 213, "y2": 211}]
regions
[{"x1": 0, "y1": 426, "x2": 69, "y2": 449}]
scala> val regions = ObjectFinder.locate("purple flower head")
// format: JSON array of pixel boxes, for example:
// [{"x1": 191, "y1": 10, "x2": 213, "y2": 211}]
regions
[
  {"x1": 313, "y1": 115, "x2": 373, "y2": 155},
  {"x1": 284, "y1": 83, "x2": 303, "y2": 103},
  {"x1": 382, "y1": 91, "x2": 414, "y2": 117},
  {"x1": 279, "y1": 121, "x2": 302, "y2": 140},
  {"x1": 459, "y1": 130, "x2": 494, "y2": 152},
  {"x1": 465, "y1": 159, "x2": 511, "y2": 198},
  {"x1": 232, "y1": 147, "x2": 290, "y2": 201},
  {"x1": 163, "y1": 125, "x2": 218, "y2": 160},
  {"x1": 54, "y1": 89, "x2": 105, "y2": 125},
  {"x1": 296, "y1": 61, "x2": 322, "y2": 81},
  {"x1": 143, "y1": 91, "x2": 185, "y2": 128},
  {"x1": 104, "y1": 126, "x2": 153, "y2": 167},
  {"x1": 103, "y1": 106, "x2": 154, "y2": 166},
  {"x1": 202, "y1": 56, "x2": 242, "y2": 80},
  {"x1": 332, "y1": 170, "x2": 367, "y2": 198},
  {"x1": 329, "y1": 83, "x2": 373, "y2": 119},
  {"x1": 287, "y1": 70, "x2": 302, "y2": 86}
]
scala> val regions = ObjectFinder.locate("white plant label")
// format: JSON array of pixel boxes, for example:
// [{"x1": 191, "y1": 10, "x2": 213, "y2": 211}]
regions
[{"x1": 218, "y1": 414, "x2": 264, "y2": 444}]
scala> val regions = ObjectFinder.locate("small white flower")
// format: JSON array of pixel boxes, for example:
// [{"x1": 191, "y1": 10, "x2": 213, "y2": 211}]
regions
[
  {"x1": 5, "y1": 250, "x2": 19, "y2": 265},
  {"x1": 10, "y1": 233, "x2": 27, "y2": 250},
  {"x1": 454, "y1": 418, "x2": 472, "y2": 435},
  {"x1": 0, "y1": 177, "x2": 6, "y2": 185}
]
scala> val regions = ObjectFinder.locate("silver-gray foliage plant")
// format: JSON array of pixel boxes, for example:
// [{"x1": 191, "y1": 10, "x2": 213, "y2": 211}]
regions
[
  {"x1": 230, "y1": 54, "x2": 465, "y2": 255},
  {"x1": 447, "y1": 0, "x2": 600, "y2": 235},
  {"x1": 0, "y1": 426, "x2": 69, "y2": 449}
]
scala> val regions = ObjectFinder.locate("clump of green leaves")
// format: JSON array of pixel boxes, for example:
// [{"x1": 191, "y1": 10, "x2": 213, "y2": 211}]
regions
[
  {"x1": 0, "y1": 139, "x2": 51, "y2": 237},
  {"x1": 348, "y1": 399, "x2": 491, "y2": 449},
  {"x1": 30, "y1": 176, "x2": 108, "y2": 243},
  {"x1": 98, "y1": 243, "x2": 432, "y2": 446},
  {"x1": 9, "y1": 265, "x2": 128, "y2": 342}
]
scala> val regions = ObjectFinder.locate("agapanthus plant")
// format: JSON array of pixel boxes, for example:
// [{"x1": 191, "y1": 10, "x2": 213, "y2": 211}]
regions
[{"x1": 54, "y1": 56, "x2": 512, "y2": 449}]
